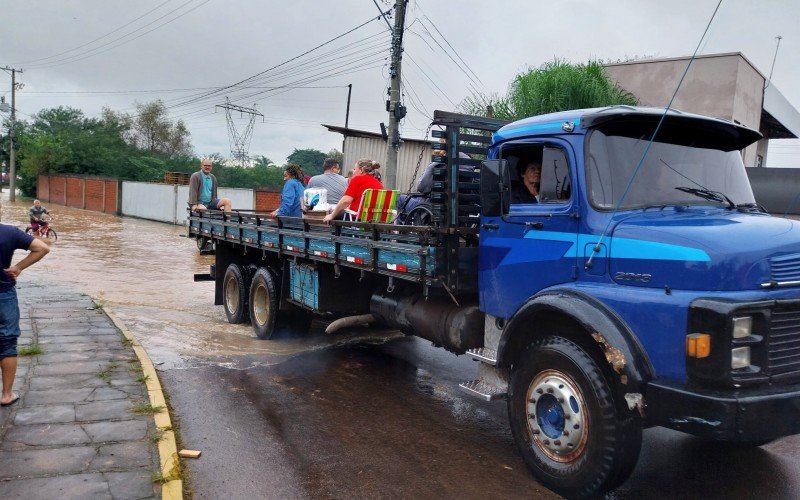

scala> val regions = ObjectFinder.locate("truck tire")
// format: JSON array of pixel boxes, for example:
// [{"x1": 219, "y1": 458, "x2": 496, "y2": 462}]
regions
[
  {"x1": 223, "y1": 263, "x2": 250, "y2": 324},
  {"x1": 249, "y1": 267, "x2": 278, "y2": 339},
  {"x1": 508, "y1": 335, "x2": 642, "y2": 499}
]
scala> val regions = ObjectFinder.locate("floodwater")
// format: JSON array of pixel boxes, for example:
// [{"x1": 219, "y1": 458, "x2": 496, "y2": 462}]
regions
[{"x1": 1, "y1": 194, "x2": 398, "y2": 369}]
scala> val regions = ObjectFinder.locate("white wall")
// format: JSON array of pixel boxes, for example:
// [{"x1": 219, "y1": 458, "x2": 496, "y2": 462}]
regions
[
  {"x1": 174, "y1": 186, "x2": 254, "y2": 225},
  {"x1": 122, "y1": 181, "x2": 256, "y2": 225},
  {"x1": 122, "y1": 182, "x2": 179, "y2": 223}
]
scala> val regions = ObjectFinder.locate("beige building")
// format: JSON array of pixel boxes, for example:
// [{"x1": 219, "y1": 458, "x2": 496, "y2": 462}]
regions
[
  {"x1": 604, "y1": 53, "x2": 800, "y2": 168},
  {"x1": 323, "y1": 124, "x2": 432, "y2": 191}
]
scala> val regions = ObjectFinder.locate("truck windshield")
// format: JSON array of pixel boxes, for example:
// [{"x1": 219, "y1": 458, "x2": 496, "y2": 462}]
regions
[{"x1": 586, "y1": 122, "x2": 756, "y2": 210}]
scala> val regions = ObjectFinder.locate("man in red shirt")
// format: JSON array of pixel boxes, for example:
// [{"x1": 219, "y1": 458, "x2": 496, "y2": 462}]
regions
[{"x1": 323, "y1": 159, "x2": 384, "y2": 223}]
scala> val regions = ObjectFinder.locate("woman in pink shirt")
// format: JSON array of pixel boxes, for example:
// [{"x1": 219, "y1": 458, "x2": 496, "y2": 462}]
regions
[{"x1": 323, "y1": 159, "x2": 384, "y2": 223}]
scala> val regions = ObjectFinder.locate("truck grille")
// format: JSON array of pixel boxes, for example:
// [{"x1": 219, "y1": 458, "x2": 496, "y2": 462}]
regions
[
  {"x1": 770, "y1": 253, "x2": 800, "y2": 282},
  {"x1": 768, "y1": 307, "x2": 800, "y2": 377}
]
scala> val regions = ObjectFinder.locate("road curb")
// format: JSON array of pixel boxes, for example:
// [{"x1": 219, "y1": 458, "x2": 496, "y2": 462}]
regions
[{"x1": 101, "y1": 304, "x2": 183, "y2": 500}]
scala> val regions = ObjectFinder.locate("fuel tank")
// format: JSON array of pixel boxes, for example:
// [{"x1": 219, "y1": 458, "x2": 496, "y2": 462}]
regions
[{"x1": 370, "y1": 292, "x2": 484, "y2": 353}]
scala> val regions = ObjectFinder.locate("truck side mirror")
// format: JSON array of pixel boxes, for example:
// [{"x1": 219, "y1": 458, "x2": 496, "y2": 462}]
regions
[{"x1": 481, "y1": 159, "x2": 509, "y2": 216}]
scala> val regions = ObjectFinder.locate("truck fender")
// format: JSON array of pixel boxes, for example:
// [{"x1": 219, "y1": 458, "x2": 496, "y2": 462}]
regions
[{"x1": 498, "y1": 289, "x2": 655, "y2": 398}]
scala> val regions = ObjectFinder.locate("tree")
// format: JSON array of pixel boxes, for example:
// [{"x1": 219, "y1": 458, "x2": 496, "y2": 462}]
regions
[
  {"x1": 461, "y1": 59, "x2": 638, "y2": 120},
  {"x1": 106, "y1": 100, "x2": 192, "y2": 158},
  {"x1": 16, "y1": 106, "x2": 137, "y2": 195},
  {"x1": 286, "y1": 148, "x2": 326, "y2": 176},
  {"x1": 326, "y1": 148, "x2": 344, "y2": 166},
  {"x1": 253, "y1": 155, "x2": 276, "y2": 168}
]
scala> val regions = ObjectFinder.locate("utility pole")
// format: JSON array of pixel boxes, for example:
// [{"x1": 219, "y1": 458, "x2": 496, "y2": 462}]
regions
[
  {"x1": 343, "y1": 84, "x2": 352, "y2": 157},
  {"x1": 2, "y1": 66, "x2": 22, "y2": 202},
  {"x1": 384, "y1": 0, "x2": 407, "y2": 189}
]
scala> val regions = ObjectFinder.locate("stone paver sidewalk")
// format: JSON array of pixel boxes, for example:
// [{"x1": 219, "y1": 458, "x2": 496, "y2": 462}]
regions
[{"x1": 0, "y1": 282, "x2": 161, "y2": 499}]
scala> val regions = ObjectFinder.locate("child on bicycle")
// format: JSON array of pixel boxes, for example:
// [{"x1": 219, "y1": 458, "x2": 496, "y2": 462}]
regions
[{"x1": 28, "y1": 200, "x2": 49, "y2": 234}]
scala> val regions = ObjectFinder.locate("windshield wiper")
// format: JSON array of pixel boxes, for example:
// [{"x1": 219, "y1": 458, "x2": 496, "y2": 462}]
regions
[
  {"x1": 735, "y1": 202, "x2": 767, "y2": 213},
  {"x1": 675, "y1": 186, "x2": 735, "y2": 209}
]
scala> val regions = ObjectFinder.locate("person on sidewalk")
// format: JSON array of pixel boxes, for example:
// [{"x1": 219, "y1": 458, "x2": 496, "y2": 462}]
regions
[
  {"x1": 0, "y1": 204, "x2": 50, "y2": 407},
  {"x1": 188, "y1": 159, "x2": 232, "y2": 212},
  {"x1": 306, "y1": 158, "x2": 347, "y2": 206}
]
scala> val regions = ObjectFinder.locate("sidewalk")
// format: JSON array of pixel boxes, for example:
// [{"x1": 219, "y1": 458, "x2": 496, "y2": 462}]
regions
[{"x1": 0, "y1": 280, "x2": 164, "y2": 499}]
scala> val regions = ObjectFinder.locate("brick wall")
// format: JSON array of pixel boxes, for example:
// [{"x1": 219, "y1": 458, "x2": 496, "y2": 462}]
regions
[
  {"x1": 37, "y1": 176, "x2": 50, "y2": 201},
  {"x1": 66, "y1": 178, "x2": 83, "y2": 207},
  {"x1": 104, "y1": 181, "x2": 118, "y2": 214},
  {"x1": 37, "y1": 175, "x2": 120, "y2": 214},
  {"x1": 85, "y1": 179, "x2": 105, "y2": 212},
  {"x1": 255, "y1": 190, "x2": 282, "y2": 212},
  {"x1": 49, "y1": 176, "x2": 67, "y2": 206}
]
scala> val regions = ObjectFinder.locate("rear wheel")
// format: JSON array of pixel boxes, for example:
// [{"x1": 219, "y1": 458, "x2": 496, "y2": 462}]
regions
[
  {"x1": 223, "y1": 263, "x2": 250, "y2": 324},
  {"x1": 45, "y1": 228, "x2": 57, "y2": 241},
  {"x1": 508, "y1": 335, "x2": 642, "y2": 499},
  {"x1": 249, "y1": 267, "x2": 278, "y2": 339},
  {"x1": 405, "y1": 203, "x2": 435, "y2": 226},
  {"x1": 25, "y1": 227, "x2": 34, "y2": 236}
]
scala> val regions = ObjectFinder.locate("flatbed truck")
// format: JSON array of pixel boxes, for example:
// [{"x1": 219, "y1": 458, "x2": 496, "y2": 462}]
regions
[{"x1": 190, "y1": 107, "x2": 800, "y2": 498}]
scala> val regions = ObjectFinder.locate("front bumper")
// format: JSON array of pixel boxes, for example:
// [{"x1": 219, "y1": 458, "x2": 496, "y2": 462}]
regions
[{"x1": 646, "y1": 379, "x2": 800, "y2": 442}]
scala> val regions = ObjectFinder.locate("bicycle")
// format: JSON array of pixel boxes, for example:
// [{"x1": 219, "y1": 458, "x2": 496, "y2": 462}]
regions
[{"x1": 26, "y1": 215, "x2": 58, "y2": 241}]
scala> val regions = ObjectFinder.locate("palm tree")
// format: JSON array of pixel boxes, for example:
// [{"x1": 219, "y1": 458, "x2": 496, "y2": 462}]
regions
[{"x1": 461, "y1": 59, "x2": 637, "y2": 120}]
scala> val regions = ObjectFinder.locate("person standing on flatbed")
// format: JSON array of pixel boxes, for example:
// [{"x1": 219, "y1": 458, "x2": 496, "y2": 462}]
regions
[{"x1": 188, "y1": 159, "x2": 232, "y2": 212}]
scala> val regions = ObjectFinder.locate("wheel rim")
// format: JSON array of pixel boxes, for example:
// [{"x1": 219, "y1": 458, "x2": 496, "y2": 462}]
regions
[
  {"x1": 225, "y1": 275, "x2": 239, "y2": 313},
  {"x1": 410, "y1": 206, "x2": 433, "y2": 225},
  {"x1": 252, "y1": 281, "x2": 270, "y2": 326},
  {"x1": 526, "y1": 369, "x2": 588, "y2": 462}
]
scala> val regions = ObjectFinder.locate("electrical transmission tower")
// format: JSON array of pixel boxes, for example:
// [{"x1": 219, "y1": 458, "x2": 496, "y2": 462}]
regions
[{"x1": 216, "y1": 98, "x2": 263, "y2": 165}]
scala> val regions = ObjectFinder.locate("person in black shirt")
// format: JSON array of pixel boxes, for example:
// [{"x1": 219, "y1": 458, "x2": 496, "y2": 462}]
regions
[
  {"x1": 512, "y1": 159, "x2": 541, "y2": 204},
  {"x1": 1, "y1": 204, "x2": 50, "y2": 406}
]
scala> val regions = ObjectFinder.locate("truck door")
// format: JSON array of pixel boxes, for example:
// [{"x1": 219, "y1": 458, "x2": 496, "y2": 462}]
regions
[{"x1": 479, "y1": 142, "x2": 578, "y2": 319}]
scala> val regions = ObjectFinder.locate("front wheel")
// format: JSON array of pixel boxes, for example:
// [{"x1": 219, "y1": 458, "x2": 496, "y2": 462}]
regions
[
  {"x1": 508, "y1": 335, "x2": 642, "y2": 499},
  {"x1": 45, "y1": 228, "x2": 58, "y2": 241}
]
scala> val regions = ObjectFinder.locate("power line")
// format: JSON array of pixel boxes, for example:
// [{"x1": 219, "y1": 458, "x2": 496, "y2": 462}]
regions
[
  {"x1": 10, "y1": 0, "x2": 177, "y2": 65},
  {"x1": 416, "y1": 17, "x2": 481, "y2": 89},
  {"x1": 165, "y1": 48, "x2": 389, "y2": 120},
  {"x1": 25, "y1": 0, "x2": 213, "y2": 69},
  {"x1": 22, "y1": 85, "x2": 348, "y2": 96},
  {"x1": 172, "y1": 57, "x2": 388, "y2": 121},
  {"x1": 405, "y1": 54, "x2": 457, "y2": 107},
  {"x1": 419, "y1": 15, "x2": 484, "y2": 88},
  {"x1": 165, "y1": 11, "x2": 389, "y2": 109}
]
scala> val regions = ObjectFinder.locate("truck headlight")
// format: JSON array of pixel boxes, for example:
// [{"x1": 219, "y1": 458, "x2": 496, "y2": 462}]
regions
[
  {"x1": 732, "y1": 316, "x2": 752, "y2": 339},
  {"x1": 731, "y1": 346, "x2": 751, "y2": 370}
]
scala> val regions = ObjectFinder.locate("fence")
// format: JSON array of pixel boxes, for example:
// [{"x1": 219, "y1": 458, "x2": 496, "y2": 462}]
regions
[
  {"x1": 122, "y1": 182, "x2": 257, "y2": 225},
  {"x1": 37, "y1": 174, "x2": 281, "y2": 225},
  {"x1": 37, "y1": 175, "x2": 120, "y2": 214}
]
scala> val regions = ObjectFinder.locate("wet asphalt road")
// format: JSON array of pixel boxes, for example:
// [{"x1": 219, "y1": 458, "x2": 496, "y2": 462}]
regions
[
  {"x1": 4, "y1": 194, "x2": 800, "y2": 498},
  {"x1": 165, "y1": 335, "x2": 800, "y2": 500}
]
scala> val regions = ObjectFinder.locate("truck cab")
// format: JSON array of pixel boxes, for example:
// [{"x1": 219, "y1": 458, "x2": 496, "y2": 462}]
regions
[{"x1": 473, "y1": 106, "x2": 800, "y2": 498}]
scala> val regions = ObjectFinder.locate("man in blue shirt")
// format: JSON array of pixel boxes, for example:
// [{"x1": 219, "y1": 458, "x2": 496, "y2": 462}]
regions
[
  {"x1": 188, "y1": 159, "x2": 232, "y2": 212},
  {"x1": 0, "y1": 205, "x2": 50, "y2": 407}
]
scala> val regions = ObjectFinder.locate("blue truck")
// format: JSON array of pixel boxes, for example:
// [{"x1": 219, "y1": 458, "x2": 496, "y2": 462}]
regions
[{"x1": 190, "y1": 107, "x2": 800, "y2": 498}]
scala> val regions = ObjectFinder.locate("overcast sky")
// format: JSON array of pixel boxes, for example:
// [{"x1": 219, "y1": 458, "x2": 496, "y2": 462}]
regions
[{"x1": 1, "y1": 0, "x2": 798, "y2": 167}]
